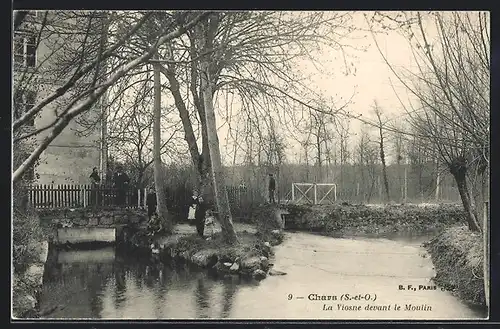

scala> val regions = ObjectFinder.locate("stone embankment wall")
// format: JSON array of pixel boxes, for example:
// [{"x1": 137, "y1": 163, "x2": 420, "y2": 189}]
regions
[
  {"x1": 38, "y1": 208, "x2": 147, "y2": 227},
  {"x1": 38, "y1": 208, "x2": 148, "y2": 245}
]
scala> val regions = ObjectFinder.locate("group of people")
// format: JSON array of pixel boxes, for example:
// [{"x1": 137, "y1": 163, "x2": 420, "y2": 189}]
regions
[
  {"x1": 89, "y1": 166, "x2": 130, "y2": 206},
  {"x1": 144, "y1": 187, "x2": 208, "y2": 238},
  {"x1": 102, "y1": 169, "x2": 278, "y2": 237}
]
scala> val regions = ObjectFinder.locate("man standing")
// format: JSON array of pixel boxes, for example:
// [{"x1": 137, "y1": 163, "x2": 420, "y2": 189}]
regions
[
  {"x1": 268, "y1": 173, "x2": 276, "y2": 204},
  {"x1": 146, "y1": 186, "x2": 157, "y2": 222},
  {"x1": 89, "y1": 167, "x2": 101, "y2": 206},
  {"x1": 194, "y1": 196, "x2": 207, "y2": 238},
  {"x1": 113, "y1": 166, "x2": 130, "y2": 206}
]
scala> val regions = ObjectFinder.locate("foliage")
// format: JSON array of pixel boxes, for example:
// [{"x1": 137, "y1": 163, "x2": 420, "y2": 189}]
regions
[
  {"x1": 283, "y1": 203, "x2": 465, "y2": 235},
  {"x1": 12, "y1": 186, "x2": 45, "y2": 274},
  {"x1": 424, "y1": 225, "x2": 485, "y2": 306}
]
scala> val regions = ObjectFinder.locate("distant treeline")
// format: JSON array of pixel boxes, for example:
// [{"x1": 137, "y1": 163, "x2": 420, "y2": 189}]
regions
[{"x1": 107, "y1": 160, "x2": 461, "y2": 207}]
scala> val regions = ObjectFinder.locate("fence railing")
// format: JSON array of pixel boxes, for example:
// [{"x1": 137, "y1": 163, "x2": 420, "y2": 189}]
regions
[
  {"x1": 27, "y1": 184, "x2": 267, "y2": 210},
  {"x1": 28, "y1": 184, "x2": 139, "y2": 209}
]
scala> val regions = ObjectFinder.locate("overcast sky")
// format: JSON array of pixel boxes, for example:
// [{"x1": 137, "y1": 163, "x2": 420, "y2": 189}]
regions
[
  {"x1": 211, "y1": 11, "x2": 420, "y2": 165},
  {"x1": 154, "y1": 11, "x2": 489, "y2": 166}
]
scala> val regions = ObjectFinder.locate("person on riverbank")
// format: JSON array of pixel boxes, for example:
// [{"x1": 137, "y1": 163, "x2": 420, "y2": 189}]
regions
[
  {"x1": 146, "y1": 186, "x2": 157, "y2": 222},
  {"x1": 188, "y1": 192, "x2": 198, "y2": 226},
  {"x1": 113, "y1": 166, "x2": 130, "y2": 206},
  {"x1": 268, "y1": 173, "x2": 276, "y2": 204},
  {"x1": 195, "y1": 196, "x2": 208, "y2": 238},
  {"x1": 89, "y1": 167, "x2": 101, "y2": 206}
]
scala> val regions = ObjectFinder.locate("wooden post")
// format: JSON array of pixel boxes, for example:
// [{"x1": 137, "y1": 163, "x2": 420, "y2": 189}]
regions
[
  {"x1": 137, "y1": 189, "x2": 141, "y2": 209},
  {"x1": 143, "y1": 188, "x2": 147, "y2": 208},
  {"x1": 483, "y1": 200, "x2": 489, "y2": 310},
  {"x1": 291, "y1": 183, "x2": 295, "y2": 203},
  {"x1": 82, "y1": 185, "x2": 87, "y2": 208},
  {"x1": 314, "y1": 183, "x2": 318, "y2": 205},
  {"x1": 334, "y1": 184, "x2": 337, "y2": 202}
]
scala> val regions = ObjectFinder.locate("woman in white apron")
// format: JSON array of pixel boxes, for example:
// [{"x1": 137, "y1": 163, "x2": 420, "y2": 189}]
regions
[{"x1": 188, "y1": 192, "x2": 198, "y2": 226}]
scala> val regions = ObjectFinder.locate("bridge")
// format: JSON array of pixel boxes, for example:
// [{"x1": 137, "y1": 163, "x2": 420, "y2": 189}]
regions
[{"x1": 38, "y1": 207, "x2": 148, "y2": 246}]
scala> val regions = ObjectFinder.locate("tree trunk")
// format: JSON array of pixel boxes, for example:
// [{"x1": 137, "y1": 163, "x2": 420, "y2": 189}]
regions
[
  {"x1": 153, "y1": 61, "x2": 172, "y2": 234},
  {"x1": 378, "y1": 128, "x2": 390, "y2": 203},
  {"x1": 451, "y1": 169, "x2": 481, "y2": 232},
  {"x1": 199, "y1": 15, "x2": 238, "y2": 245}
]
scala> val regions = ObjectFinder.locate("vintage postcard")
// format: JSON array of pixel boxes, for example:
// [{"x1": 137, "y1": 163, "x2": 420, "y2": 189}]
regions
[{"x1": 12, "y1": 10, "x2": 490, "y2": 320}]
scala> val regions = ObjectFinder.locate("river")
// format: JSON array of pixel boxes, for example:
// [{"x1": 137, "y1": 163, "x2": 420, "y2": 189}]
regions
[{"x1": 38, "y1": 231, "x2": 487, "y2": 320}]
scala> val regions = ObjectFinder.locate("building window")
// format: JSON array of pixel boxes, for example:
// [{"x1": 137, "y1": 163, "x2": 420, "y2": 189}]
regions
[
  {"x1": 13, "y1": 32, "x2": 37, "y2": 68},
  {"x1": 13, "y1": 89, "x2": 36, "y2": 126}
]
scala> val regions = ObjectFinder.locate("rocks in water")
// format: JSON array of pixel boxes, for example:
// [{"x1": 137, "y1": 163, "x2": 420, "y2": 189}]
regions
[
  {"x1": 259, "y1": 256, "x2": 269, "y2": 270},
  {"x1": 213, "y1": 261, "x2": 226, "y2": 273},
  {"x1": 240, "y1": 256, "x2": 262, "y2": 271},
  {"x1": 191, "y1": 249, "x2": 218, "y2": 268},
  {"x1": 26, "y1": 264, "x2": 45, "y2": 286},
  {"x1": 269, "y1": 269, "x2": 287, "y2": 276},
  {"x1": 252, "y1": 269, "x2": 267, "y2": 281},
  {"x1": 229, "y1": 262, "x2": 240, "y2": 273}
]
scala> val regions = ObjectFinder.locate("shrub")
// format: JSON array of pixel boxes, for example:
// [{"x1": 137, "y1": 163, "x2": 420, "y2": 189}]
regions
[{"x1": 12, "y1": 183, "x2": 44, "y2": 274}]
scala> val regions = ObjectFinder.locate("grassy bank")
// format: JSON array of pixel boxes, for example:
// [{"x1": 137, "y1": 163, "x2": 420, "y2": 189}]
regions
[
  {"x1": 284, "y1": 203, "x2": 466, "y2": 236},
  {"x1": 423, "y1": 225, "x2": 485, "y2": 306},
  {"x1": 12, "y1": 204, "x2": 46, "y2": 318},
  {"x1": 125, "y1": 204, "x2": 286, "y2": 281}
]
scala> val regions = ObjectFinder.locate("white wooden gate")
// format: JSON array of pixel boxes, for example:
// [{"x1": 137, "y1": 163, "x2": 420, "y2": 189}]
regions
[{"x1": 291, "y1": 183, "x2": 337, "y2": 204}]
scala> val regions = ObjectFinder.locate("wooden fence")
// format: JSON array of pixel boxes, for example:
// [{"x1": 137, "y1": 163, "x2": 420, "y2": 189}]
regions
[
  {"x1": 28, "y1": 184, "x2": 139, "y2": 209},
  {"x1": 27, "y1": 184, "x2": 267, "y2": 210}
]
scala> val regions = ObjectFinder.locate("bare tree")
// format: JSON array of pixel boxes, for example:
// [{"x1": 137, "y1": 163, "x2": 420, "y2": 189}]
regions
[
  {"x1": 356, "y1": 124, "x2": 379, "y2": 203},
  {"x1": 197, "y1": 14, "x2": 238, "y2": 244},
  {"x1": 152, "y1": 60, "x2": 172, "y2": 234},
  {"x1": 391, "y1": 121, "x2": 406, "y2": 202},
  {"x1": 372, "y1": 102, "x2": 390, "y2": 203},
  {"x1": 104, "y1": 71, "x2": 184, "y2": 188},
  {"x1": 367, "y1": 11, "x2": 489, "y2": 231},
  {"x1": 13, "y1": 10, "x2": 210, "y2": 183}
]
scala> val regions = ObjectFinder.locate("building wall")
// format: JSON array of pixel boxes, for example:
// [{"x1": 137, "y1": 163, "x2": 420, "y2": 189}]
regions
[
  {"x1": 35, "y1": 83, "x2": 103, "y2": 185},
  {"x1": 15, "y1": 11, "x2": 106, "y2": 185}
]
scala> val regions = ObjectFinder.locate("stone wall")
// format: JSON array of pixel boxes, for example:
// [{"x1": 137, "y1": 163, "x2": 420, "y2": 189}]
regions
[{"x1": 38, "y1": 208, "x2": 147, "y2": 228}]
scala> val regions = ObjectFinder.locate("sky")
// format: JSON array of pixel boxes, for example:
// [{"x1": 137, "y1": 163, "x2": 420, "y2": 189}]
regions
[
  {"x1": 151, "y1": 11, "x2": 488, "y2": 166},
  {"x1": 212, "y1": 11, "x2": 420, "y2": 165}
]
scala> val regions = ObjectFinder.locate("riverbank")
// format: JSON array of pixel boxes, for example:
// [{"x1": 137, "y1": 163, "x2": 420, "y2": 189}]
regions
[
  {"x1": 284, "y1": 203, "x2": 465, "y2": 236},
  {"x1": 123, "y1": 204, "x2": 286, "y2": 281},
  {"x1": 283, "y1": 202, "x2": 486, "y2": 309},
  {"x1": 12, "y1": 206, "x2": 48, "y2": 318},
  {"x1": 423, "y1": 225, "x2": 485, "y2": 307}
]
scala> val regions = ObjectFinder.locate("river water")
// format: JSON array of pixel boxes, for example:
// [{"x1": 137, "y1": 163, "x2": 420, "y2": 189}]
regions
[{"x1": 38, "y1": 231, "x2": 487, "y2": 320}]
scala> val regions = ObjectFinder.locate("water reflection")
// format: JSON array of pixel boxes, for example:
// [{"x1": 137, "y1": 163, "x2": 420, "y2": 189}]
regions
[
  {"x1": 195, "y1": 277, "x2": 210, "y2": 318},
  {"x1": 38, "y1": 233, "x2": 486, "y2": 320},
  {"x1": 39, "y1": 246, "x2": 244, "y2": 319}
]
